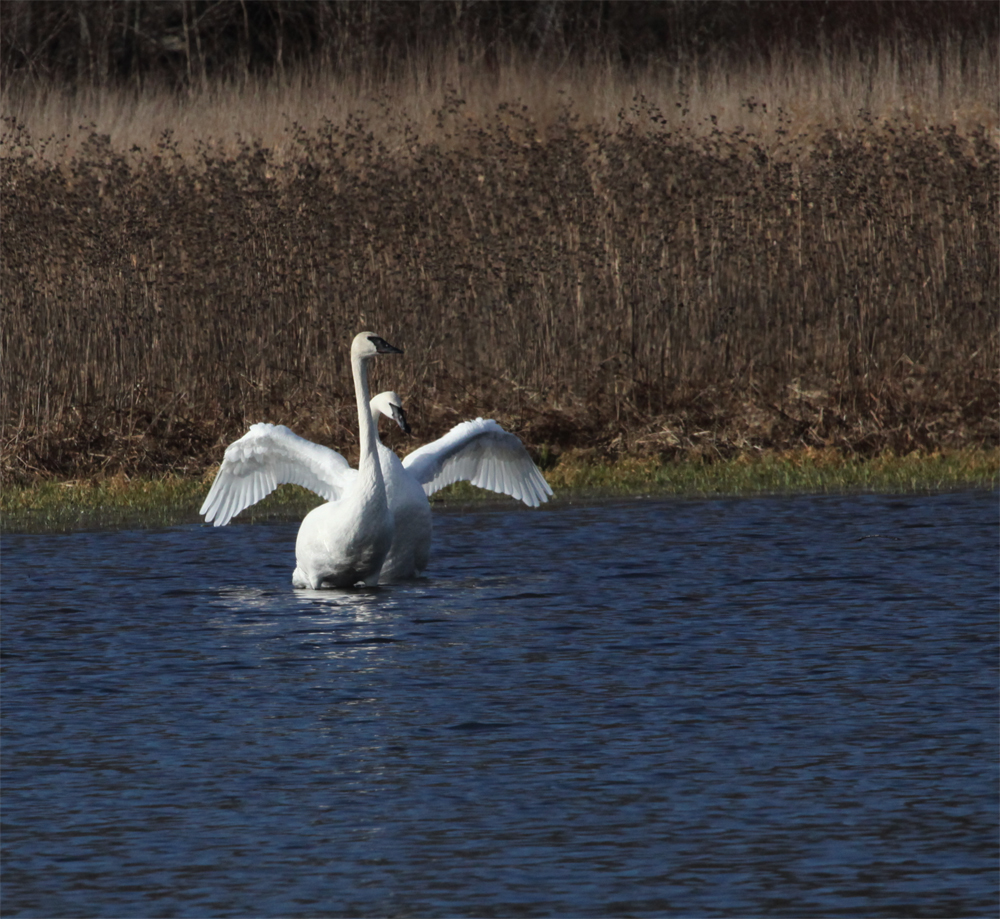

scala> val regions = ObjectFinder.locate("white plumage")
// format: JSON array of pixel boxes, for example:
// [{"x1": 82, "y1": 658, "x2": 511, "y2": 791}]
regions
[
  {"x1": 200, "y1": 331, "x2": 401, "y2": 588},
  {"x1": 199, "y1": 424, "x2": 351, "y2": 527},
  {"x1": 402, "y1": 416, "x2": 552, "y2": 508},
  {"x1": 200, "y1": 387, "x2": 552, "y2": 584},
  {"x1": 368, "y1": 392, "x2": 552, "y2": 581}
]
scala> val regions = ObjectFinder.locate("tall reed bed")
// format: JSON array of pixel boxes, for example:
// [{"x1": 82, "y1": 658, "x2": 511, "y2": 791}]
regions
[
  {"x1": 4, "y1": 29, "x2": 997, "y2": 167},
  {"x1": 1, "y1": 33, "x2": 998, "y2": 482}
]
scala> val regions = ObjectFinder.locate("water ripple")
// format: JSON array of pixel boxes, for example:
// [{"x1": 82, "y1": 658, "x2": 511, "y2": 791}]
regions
[{"x1": 2, "y1": 492, "x2": 997, "y2": 917}]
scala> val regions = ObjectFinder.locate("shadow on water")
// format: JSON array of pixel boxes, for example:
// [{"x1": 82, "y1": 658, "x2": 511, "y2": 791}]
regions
[{"x1": 2, "y1": 492, "x2": 998, "y2": 917}]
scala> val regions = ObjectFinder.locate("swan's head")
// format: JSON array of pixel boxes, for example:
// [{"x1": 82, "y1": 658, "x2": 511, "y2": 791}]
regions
[
  {"x1": 352, "y1": 331, "x2": 403, "y2": 360},
  {"x1": 370, "y1": 391, "x2": 411, "y2": 435}
]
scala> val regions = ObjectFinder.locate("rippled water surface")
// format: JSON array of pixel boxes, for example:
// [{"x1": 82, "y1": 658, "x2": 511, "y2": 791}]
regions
[{"x1": 3, "y1": 492, "x2": 998, "y2": 917}]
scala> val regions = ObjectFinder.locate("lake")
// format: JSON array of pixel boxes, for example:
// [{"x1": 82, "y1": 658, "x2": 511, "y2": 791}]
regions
[{"x1": 2, "y1": 491, "x2": 997, "y2": 917}]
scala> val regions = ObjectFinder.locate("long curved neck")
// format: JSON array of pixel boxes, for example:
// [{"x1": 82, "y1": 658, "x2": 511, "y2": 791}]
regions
[{"x1": 352, "y1": 352, "x2": 383, "y2": 485}]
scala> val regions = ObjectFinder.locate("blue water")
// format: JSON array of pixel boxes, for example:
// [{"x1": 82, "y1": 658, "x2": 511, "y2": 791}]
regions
[{"x1": 2, "y1": 492, "x2": 997, "y2": 917}]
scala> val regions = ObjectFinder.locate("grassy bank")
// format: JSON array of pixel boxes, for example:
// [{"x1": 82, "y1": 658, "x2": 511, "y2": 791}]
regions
[{"x1": 3, "y1": 449, "x2": 996, "y2": 534}]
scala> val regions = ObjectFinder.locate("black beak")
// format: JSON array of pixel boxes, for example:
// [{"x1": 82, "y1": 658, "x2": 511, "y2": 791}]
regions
[
  {"x1": 368, "y1": 335, "x2": 403, "y2": 355},
  {"x1": 391, "y1": 404, "x2": 412, "y2": 435}
]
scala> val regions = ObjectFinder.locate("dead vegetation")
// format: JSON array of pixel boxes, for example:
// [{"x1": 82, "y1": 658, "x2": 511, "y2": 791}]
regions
[{"x1": 1, "y1": 5, "x2": 997, "y2": 484}]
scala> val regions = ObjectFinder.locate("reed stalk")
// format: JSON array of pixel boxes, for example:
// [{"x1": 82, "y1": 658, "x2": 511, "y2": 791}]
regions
[{"x1": 1, "y1": 9, "x2": 997, "y2": 484}]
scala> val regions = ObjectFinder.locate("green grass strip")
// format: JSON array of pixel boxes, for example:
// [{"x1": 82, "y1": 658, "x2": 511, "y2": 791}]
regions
[
  {"x1": 545, "y1": 447, "x2": 1000, "y2": 496},
  {"x1": 2, "y1": 449, "x2": 997, "y2": 533}
]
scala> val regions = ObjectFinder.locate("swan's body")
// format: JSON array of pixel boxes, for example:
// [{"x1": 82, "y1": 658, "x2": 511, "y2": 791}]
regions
[
  {"x1": 200, "y1": 386, "x2": 552, "y2": 584},
  {"x1": 200, "y1": 331, "x2": 402, "y2": 588}
]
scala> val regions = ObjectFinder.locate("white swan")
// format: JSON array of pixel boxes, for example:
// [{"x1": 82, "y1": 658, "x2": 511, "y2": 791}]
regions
[
  {"x1": 365, "y1": 391, "x2": 433, "y2": 582},
  {"x1": 199, "y1": 331, "x2": 402, "y2": 588},
  {"x1": 199, "y1": 387, "x2": 553, "y2": 584},
  {"x1": 367, "y1": 390, "x2": 553, "y2": 581}
]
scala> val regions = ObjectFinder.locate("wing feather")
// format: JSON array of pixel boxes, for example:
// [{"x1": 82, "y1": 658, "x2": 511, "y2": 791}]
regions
[
  {"x1": 402, "y1": 418, "x2": 553, "y2": 508},
  {"x1": 200, "y1": 422, "x2": 357, "y2": 526}
]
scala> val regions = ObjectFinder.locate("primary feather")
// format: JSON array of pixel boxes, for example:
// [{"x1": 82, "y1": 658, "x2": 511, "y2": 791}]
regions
[
  {"x1": 199, "y1": 423, "x2": 353, "y2": 527},
  {"x1": 402, "y1": 417, "x2": 553, "y2": 508}
]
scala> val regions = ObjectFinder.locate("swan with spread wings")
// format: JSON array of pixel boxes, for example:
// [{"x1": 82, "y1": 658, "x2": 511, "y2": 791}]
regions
[
  {"x1": 200, "y1": 331, "x2": 402, "y2": 588},
  {"x1": 201, "y1": 388, "x2": 552, "y2": 583}
]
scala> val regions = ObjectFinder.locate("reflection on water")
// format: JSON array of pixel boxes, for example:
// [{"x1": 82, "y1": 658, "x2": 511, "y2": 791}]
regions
[{"x1": 3, "y1": 492, "x2": 997, "y2": 917}]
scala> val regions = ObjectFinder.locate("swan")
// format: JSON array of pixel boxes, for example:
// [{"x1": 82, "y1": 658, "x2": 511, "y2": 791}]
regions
[
  {"x1": 369, "y1": 390, "x2": 552, "y2": 580},
  {"x1": 199, "y1": 331, "x2": 402, "y2": 588},
  {"x1": 199, "y1": 386, "x2": 553, "y2": 584}
]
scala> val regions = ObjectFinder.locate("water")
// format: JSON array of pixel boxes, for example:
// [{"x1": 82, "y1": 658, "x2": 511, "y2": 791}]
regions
[{"x1": 2, "y1": 492, "x2": 997, "y2": 918}]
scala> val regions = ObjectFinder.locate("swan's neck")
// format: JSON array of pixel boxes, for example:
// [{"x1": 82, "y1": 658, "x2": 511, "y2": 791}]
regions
[{"x1": 353, "y1": 355, "x2": 384, "y2": 489}]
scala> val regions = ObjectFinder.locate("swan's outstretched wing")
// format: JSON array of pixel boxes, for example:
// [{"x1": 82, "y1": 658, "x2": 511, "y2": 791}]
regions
[
  {"x1": 200, "y1": 423, "x2": 356, "y2": 526},
  {"x1": 402, "y1": 418, "x2": 553, "y2": 507}
]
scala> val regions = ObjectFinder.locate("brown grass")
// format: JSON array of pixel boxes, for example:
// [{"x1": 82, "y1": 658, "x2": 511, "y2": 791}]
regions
[
  {"x1": 1, "y1": 33, "x2": 998, "y2": 484},
  {"x1": 4, "y1": 27, "x2": 998, "y2": 167}
]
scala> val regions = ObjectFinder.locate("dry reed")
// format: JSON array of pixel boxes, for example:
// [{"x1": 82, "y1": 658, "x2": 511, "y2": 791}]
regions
[{"x1": 1, "y1": 14, "x2": 998, "y2": 483}]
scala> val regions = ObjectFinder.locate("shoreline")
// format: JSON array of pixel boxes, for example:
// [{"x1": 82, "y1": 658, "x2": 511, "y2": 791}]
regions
[{"x1": 3, "y1": 448, "x2": 997, "y2": 535}]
